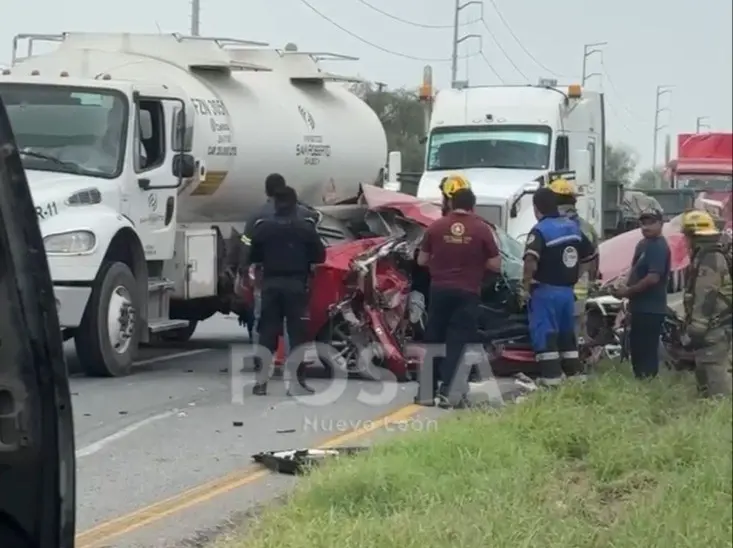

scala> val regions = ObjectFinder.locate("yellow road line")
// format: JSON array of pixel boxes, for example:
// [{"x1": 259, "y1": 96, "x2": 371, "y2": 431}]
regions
[{"x1": 76, "y1": 403, "x2": 422, "y2": 547}]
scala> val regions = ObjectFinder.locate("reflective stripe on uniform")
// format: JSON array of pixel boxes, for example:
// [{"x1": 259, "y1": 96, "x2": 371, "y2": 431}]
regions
[
  {"x1": 536, "y1": 351, "x2": 560, "y2": 361},
  {"x1": 560, "y1": 350, "x2": 579, "y2": 358},
  {"x1": 240, "y1": 234, "x2": 251, "y2": 245},
  {"x1": 546, "y1": 234, "x2": 581, "y2": 247}
]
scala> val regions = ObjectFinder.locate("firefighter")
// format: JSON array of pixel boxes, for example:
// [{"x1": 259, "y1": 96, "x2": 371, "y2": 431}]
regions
[
  {"x1": 680, "y1": 210, "x2": 732, "y2": 398},
  {"x1": 439, "y1": 174, "x2": 470, "y2": 216},
  {"x1": 548, "y1": 177, "x2": 600, "y2": 350},
  {"x1": 417, "y1": 187, "x2": 501, "y2": 408},
  {"x1": 246, "y1": 186, "x2": 326, "y2": 396},
  {"x1": 522, "y1": 187, "x2": 598, "y2": 386}
]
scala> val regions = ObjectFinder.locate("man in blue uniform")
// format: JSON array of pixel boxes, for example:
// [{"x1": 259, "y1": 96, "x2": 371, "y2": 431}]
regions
[
  {"x1": 246, "y1": 186, "x2": 326, "y2": 395},
  {"x1": 522, "y1": 187, "x2": 598, "y2": 386}
]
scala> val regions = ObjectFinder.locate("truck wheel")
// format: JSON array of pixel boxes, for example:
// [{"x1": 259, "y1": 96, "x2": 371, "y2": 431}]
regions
[
  {"x1": 160, "y1": 321, "x2": 199, "y2": 343},
  {"x1": 75, "y1": 262, "x2": 140, "y2": 377}
]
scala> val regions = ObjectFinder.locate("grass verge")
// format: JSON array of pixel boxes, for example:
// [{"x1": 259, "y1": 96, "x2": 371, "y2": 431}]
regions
[{"x1": 216, "y1": 371, "x2": 732, "y2": 548}]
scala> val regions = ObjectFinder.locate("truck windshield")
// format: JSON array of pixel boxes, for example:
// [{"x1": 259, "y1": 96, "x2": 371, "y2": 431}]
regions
[
  {"x1": 677, "y1": 174, "x2": 732, "y2": 192},
  {"x1": 0, "y1": 84, "x2": 128, "y2": 179},
  {"x1": 427, "y1": 125, "x2": 551, "y2": 171}
]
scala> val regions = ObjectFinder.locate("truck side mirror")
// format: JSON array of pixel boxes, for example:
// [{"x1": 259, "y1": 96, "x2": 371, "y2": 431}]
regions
[
  {"x1": 172, "y1": 154, "x2": 195, "y2": 179},
  {"x1": 385, "y1": 150, "x2": 403, "y2": 191}
]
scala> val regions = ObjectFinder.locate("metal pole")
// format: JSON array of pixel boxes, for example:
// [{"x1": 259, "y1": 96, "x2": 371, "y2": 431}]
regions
[
  {"x1": 652, "y1": 85, "x2": 673, "y2": 168},
  {"x1": 450, "y1": 1, "x2": 481, "y2": 88},
  {"x1": 581, "y1": 42, "x2": 607, "y2": 85},
  {"x1": 695, "y1": 116, "x2": 710, "y2": 133},
  {"x1": 450, "y1": 0, "x2": 460, "y2": 87},
  {"x1": 191, "y1": 0, "x2": 201, "y2": 36}
]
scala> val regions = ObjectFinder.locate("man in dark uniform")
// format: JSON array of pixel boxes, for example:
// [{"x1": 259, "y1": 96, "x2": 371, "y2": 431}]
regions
[
  {"x1": 612, "y1": 208, "x2": 671, "y2": 379},
  {"x1": 246, "y1": 186, "x2": 326, "y2": 396},
  {"x1": 522, "y1": 187, "x2": 597, "y2": 386},
  {"x1": 417, "y1": 188, "x2": 502, "y2": 408},
  {"x1": 237, "y1": 173, "x2": 319, "y2": 348}
]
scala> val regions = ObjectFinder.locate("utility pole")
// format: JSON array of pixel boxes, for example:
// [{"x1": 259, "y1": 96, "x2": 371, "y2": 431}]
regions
[
  {"x1": 581, "y1": 42, "x2": 607, "y2": 85},
  {"x1": 191, "y1": 0, "x2": 201, "y2": 36},
  {"x1": 450, "y1": 0, "x2": 482, "y2": 88},
  {"x1": 695, "y1": 116, "x2": 710, "y2": 133},
  {"x1": 652, "y1": 85, "x2": 674, "y2": 168}
]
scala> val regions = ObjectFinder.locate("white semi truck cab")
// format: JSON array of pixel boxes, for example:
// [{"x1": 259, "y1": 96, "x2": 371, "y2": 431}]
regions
[
  {"x1": 389, "y1": 78, "x2": 605, "y2": 242},
  {"x1": 0, "y1": 32, "x2": 387, "y2": 377}
]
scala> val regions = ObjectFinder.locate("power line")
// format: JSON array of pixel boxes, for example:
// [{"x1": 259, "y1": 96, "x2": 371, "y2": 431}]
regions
[
  {"x1": 600, "y1": 57, "x2": 641, "y2": 120},
  {"x1": 480, "y1": 18, "x2": 526, "y2": 80},
  {"x1": 486, "y1": 0, "x2": 568, "y2": 78},
  {"x1": 299, "y1": 0, "x2": 454, "y2": 61},
  {"x1": 355, "y1": 0, "x2": 478, "y2": 29},
  {"x1": 605, "y1": 98, "x2": 634, "y2": 134},
  {"x1": 479, "y1": 51, "x2": 505, "y2": 83}
]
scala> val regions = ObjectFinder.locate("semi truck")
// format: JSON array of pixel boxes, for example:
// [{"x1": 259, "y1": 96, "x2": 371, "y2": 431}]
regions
[
  {"x1": 666, "y1": 132, "x2": 732, "y2": 230},
  {"x1": 0, "y1": 32, "x2": 388, "y2": 377},
  {"x1": 387, "y1": 76, "x2": 605, "y2": 242}
]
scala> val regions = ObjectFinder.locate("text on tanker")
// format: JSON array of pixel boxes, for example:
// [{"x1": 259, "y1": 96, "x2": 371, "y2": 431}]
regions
[
  {"x1": 296, "y1": 135, "x2": 331, "y2": 166},
  {"x1": 190, "y1": 98, "x2": 228, "y2": 117}
]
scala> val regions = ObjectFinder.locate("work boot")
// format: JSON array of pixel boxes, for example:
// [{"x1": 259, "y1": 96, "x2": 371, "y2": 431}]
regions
[
  {"x1": 537, "y1": 376, "x2": 565, "y2": 388},
  {"x1": 252, "y1": 382, "x2": 268, "y2": 396}
]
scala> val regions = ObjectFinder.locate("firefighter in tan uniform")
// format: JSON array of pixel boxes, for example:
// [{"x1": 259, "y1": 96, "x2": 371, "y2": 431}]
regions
[{"x1": 680, "y1": 210, "x2": 732, "y2": 398}]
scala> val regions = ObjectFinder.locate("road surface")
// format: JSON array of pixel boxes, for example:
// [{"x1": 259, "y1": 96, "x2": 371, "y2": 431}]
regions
[{"x1": 69, "y1": 314, "x2": 522, "y2": 547}]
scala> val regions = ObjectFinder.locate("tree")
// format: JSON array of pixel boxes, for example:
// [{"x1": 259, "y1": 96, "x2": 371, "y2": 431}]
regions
[
  {"x1": 350, "y1": 83, "x2": 426, "y2": 172},
  {"x1": 604, "y1": 143, "x2": 637, "y2": 185},
  {"x1": 634, "y1": 168, "x2": 664, "y2": 189}
]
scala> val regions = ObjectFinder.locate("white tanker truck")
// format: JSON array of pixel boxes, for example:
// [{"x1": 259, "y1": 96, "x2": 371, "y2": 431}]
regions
[{"x1": 0, "y1": 32, "x2": 387, "y2": 377}]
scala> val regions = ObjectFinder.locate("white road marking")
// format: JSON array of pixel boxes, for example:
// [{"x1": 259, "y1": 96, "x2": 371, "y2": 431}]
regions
[
  {"x1": 133, "y1": 348, "x2": 212, "y2": 366},
  {"x1": 76, "y1": 410, "x2": 178, "y2": 458}
]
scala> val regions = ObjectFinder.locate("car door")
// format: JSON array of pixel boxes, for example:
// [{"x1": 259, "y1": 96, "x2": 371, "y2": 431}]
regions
[{"x1": 0, "y1": 94, "x2": 75, "y2": 547}]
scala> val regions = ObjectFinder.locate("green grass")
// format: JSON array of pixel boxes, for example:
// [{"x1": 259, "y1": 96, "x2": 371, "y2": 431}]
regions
[{"x1": 216, "y1": 371, "x2": 732, "y2": 548}]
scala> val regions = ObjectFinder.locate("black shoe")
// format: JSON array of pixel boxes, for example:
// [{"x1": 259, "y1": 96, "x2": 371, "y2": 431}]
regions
[{"x1": 252, "y1": 383, "x2": 268, "y2": 396}]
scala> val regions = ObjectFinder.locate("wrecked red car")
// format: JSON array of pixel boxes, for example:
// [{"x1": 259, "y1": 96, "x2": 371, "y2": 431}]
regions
[{"x1": 240, "y1": 186, "x2": 705, "y2": 381}]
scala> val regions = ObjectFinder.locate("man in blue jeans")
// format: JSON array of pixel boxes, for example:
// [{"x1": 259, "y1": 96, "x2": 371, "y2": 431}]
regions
[{"x1": 614, "y1": 209, "x2": 671, "y2": 378}]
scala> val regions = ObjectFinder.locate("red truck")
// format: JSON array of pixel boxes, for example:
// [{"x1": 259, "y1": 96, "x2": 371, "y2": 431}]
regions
[{"x1": 666, "y1": 132, "x2": 732, "y2": 231}]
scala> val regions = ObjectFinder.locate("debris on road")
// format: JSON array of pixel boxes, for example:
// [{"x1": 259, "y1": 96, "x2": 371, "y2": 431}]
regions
[{"x1": 252, "y1": 447, "x2": 368, "y2": 475}]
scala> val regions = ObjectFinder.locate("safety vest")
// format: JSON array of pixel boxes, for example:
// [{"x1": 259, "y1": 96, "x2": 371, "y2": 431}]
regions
[{"x1": 558, "y1": 206, "x2": 598, "y2": 300}]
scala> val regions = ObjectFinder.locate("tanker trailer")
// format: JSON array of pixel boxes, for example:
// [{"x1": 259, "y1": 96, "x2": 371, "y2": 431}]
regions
[{"x1": 0, "y1": 32, "x2": 387, "y2": 377}]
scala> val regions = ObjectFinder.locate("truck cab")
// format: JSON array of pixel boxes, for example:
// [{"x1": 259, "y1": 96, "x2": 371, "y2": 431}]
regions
[
  {"x1": 666, "y1": 132, "x2": 732, "y2": 230},
  {"x1": 400, "y1": 82, "x2": 605, "y2": 242},
  {"x1": 0, "y1": 73, "x2": 199, "y2": 376}
]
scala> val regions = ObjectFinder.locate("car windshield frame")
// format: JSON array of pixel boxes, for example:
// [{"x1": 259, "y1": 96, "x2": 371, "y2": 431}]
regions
[
  {"x1": 426, "y1": 124, "x2": 552, "y2": 171},
  {"x1": 490, "y1": 224, "x2": 523, "y2": 281},
  {"x1": 0, "y1": 83, "x2": 129, "y2": 179}
]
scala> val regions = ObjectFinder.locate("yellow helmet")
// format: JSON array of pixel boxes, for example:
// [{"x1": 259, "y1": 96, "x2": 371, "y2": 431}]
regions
[
  {"x1": 548, "y1": 178, "x2": 577, "y2": 196},
  {"x1": 440, "y1": 174, "x2": 471, "y2": 198},
  {"x1": 681, "y1": 209, "x2": 720, "y2": 236}
]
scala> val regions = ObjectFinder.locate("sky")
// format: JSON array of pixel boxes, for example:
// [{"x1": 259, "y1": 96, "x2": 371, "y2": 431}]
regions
[{"x1": 1, "y1": 0, "x2": 731, "y2": 170}]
